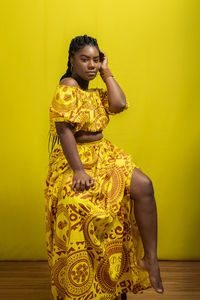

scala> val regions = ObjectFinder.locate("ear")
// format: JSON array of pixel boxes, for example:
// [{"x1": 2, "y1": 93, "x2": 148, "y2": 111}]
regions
[{"x1": 70, "y1": 57, "x2": 74, "y2": 66}]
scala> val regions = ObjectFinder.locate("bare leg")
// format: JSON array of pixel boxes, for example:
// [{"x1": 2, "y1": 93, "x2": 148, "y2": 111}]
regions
[{"x1": 130, "y1": 167, "x2": 164, "y2": 294}]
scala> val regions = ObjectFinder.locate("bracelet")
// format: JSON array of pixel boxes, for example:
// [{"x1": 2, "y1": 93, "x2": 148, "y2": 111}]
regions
[{"x1": 99, "y1": 67, "x2": 114, "y2": 82}]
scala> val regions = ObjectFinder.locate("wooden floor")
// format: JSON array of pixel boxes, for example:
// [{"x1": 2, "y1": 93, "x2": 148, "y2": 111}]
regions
[{"x1": 0, "y1": 261, "x2": 199, "y2": 300}]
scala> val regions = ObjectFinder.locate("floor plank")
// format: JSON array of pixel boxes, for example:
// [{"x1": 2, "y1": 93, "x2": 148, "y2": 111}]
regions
[
  {"x1": 0, "y1": 261, "x2": 199, "y2": 300},
  {"x1": 129, "y1": 261, "x2": 200, "y2": 300}
]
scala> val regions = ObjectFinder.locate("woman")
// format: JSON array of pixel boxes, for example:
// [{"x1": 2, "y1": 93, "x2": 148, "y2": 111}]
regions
[{"x1": 44, "y1": 34, "x2": 164, "y2": 300}]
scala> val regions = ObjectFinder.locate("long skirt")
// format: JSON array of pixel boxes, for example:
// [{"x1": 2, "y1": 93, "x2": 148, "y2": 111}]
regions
[{"x1": 44, "y1": 136, "x2": 152, "y2": 300}]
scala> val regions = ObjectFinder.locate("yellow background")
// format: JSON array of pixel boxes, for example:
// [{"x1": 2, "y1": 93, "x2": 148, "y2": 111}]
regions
[{"x1": 0, "y1": 0, "x2": 199, "y2": 260}]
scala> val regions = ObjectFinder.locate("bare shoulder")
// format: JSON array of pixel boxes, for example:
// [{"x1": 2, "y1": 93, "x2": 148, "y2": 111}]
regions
[{"x1": 59, "y1": 77, "x2": 79, "y2": 88}]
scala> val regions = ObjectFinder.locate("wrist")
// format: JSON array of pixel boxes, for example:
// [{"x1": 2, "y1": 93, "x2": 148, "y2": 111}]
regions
[{"x1": 99, "y1": 67, "x2": 114, "y2": 82}]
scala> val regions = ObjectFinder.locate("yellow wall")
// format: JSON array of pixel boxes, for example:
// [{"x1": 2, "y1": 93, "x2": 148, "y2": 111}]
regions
[{"x1": 0, "y1": 0, "x2": 199, "y2": 260}]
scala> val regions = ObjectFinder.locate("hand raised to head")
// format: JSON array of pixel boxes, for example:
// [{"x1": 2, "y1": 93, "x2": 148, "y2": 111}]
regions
[{"x1": 99, "y1": 49, "x2": 108, "y2": 70}]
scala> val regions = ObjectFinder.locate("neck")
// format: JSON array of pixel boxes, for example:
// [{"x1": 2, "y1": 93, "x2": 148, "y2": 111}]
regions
[{"x1": 71, "y1": 74, "x2": 89, "y2": 91}]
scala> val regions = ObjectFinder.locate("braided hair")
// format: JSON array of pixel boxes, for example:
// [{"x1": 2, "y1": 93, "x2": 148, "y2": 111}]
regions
[
  {"x1": 59, "y1": 34, "x2": 100, "y2": 82},
  {"x1": 48, "y1": 35, "x2": 100, "y2": 157}
]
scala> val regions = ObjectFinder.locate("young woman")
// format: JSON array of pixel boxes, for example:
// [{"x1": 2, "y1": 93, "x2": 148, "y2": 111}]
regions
[{"x1": 44, "y1": 34, "x2": 164, "y2": 300}]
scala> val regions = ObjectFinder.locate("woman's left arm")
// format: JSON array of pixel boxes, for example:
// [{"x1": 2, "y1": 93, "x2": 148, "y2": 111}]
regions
[{"x1": 99, "y1": 49, "x2": 127, "y2": 113}]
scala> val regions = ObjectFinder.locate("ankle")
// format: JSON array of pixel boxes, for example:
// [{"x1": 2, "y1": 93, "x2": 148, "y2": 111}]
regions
[{"x1": 144, "y1": 252, "x2": 158, "y2": 261}]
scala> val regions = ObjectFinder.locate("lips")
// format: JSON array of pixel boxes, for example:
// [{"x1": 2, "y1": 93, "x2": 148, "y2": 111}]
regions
[{"x1": 87, "y1": 72, "x2": 96, "y2": 75}]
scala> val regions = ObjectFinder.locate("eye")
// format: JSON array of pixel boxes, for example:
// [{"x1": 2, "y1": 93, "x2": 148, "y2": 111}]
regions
[{"x1": 81, "y1": 59, "x2": 88, "y2": 62}]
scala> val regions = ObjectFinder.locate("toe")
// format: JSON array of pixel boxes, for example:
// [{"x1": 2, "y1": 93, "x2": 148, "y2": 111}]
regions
[{"x1": 151, "y1": 277, "x2": 164, "y2": 293}]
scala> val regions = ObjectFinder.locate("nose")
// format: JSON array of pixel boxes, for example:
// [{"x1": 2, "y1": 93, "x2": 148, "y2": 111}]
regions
[{"x1": 88, "y1": 60, "x2": 95, "y2": 69}]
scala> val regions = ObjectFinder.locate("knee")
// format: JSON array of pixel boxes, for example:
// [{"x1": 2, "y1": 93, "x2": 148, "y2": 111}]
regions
[
  {"x1": 130, "y1": 168, "x2": 155, "y2": 200},
  {"x1": 143, "y1": 176, "x2": 154, "y2": 192},
  {"x1": 138, "y1": 175, "x2": 154, "y2": 198}
]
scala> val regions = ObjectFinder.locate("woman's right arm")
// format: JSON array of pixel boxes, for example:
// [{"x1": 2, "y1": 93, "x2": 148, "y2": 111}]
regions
[{"x1": 55, "y1": 121, "x2": 94, "y2": 192}]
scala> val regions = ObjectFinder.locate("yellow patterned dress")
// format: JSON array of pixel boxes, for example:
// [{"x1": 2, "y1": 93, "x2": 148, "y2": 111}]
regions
[{"x1": 44, "y1": 85, "x2": 151, "y2": 300}]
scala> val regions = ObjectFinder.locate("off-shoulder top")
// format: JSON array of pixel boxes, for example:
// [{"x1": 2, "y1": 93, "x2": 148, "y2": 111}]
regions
[{"x1": 49, "y1": 84, "x2": 129, "y2": 137}]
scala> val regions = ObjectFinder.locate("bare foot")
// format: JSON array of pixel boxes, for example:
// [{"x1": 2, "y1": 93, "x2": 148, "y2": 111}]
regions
[{"x1": 139, "y1": 256, "x2": 164, "y2": 294}]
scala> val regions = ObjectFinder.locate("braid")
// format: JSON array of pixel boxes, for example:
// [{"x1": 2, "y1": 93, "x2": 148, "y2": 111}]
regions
[{"x1": 59, "y1": 34, "x2": 100, "y2": 82}]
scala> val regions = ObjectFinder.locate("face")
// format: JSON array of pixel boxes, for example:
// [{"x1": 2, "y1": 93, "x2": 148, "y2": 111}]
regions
[{"x1": 70, "y1": 45, "x2": 101, "y2": 81}]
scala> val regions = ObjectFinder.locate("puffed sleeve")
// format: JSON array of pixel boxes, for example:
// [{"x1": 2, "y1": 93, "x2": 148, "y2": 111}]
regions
[
  {"x1": 98, "y1": 88, "x2": 130, "y2": 115},
  {"x1": 49, "y1": 85, "x2": 86, "y2": 136}
]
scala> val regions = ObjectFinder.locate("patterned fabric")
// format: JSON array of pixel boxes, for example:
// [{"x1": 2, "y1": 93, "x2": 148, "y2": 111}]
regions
[
  {"x1": 49, "y1": 85, "x2": 129, "y2": 137},
  {"x1": 44, "y1": 85, "x2": 151, "y2": 300}
]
